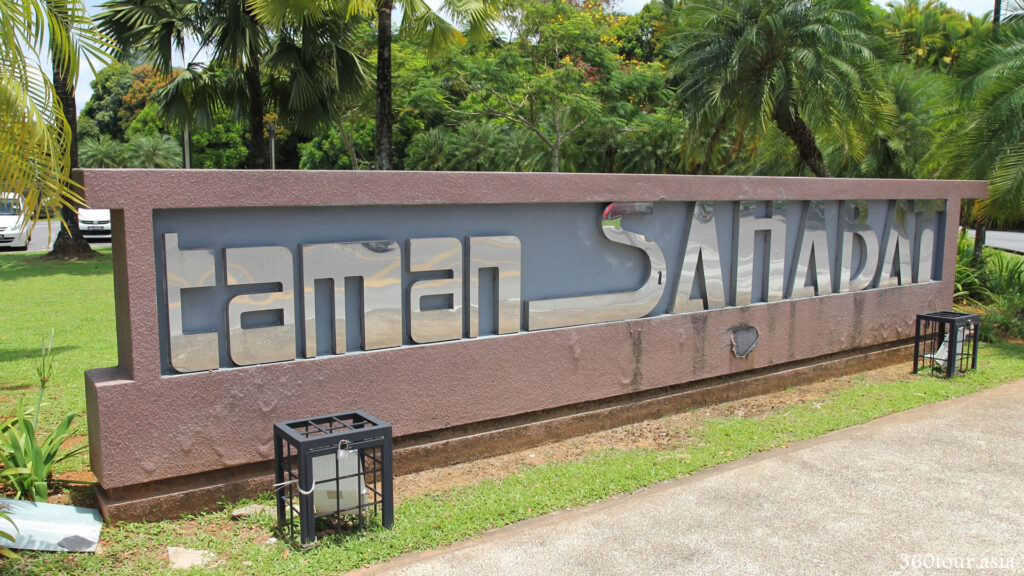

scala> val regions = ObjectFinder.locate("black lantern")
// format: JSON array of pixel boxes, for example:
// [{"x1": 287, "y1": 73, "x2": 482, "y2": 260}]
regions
[
  {"x1": 274, "y1": 411, "x2": 394, "y2": 547},
  {"x1": 913, "y1": 311, "x2": 980, "y2": 378}
]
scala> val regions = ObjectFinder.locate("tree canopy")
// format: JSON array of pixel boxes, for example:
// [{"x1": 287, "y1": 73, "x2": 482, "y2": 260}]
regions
[{"x1": 75, "y1": 0, "x2": 1024, "y2": 227}]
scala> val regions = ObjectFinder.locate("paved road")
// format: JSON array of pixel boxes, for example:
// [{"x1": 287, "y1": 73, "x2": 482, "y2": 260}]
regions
[
  {"x1": 982, "y1": 230, "x2": 1024, "y2": 254},
  {"x1": 0, "y1": 220, "x2": 110, "y2": 254},
  {"x1": 966, "y1": 229, "x2": 1024, "y2": 254},
  {"x1": 356, "y1": 380, "x2": 1024, "y2": 576}
]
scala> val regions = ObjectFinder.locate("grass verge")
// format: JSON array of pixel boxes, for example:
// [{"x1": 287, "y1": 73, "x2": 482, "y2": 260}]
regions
[
  {"x1": 10, "y1": 342, "x2": 1024, "y2": 575},
  {"x1": 0, "y1": 248, "x2": 116, "y2": 475}
]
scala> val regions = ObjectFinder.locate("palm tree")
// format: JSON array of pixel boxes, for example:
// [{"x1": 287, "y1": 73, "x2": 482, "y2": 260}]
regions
[
  {"x1": 935, "y1": 15, "x2": 1024, "y2": 232},
  {"x1": 360, "y1": 0, "x2": 498, "y2": 170},
  {"x1": 837, "y1": 64, "x2": 952, "y2": 179},
  {"x1": 405, "y1": 126, "x2": 452, "y2": 170},
  {"x1": 80, "y1": 135, "x2": 126, "y2": 167},
  {"x1": 667, "y1": 0, "x2": 884, "y2": 177},
  {"x1": 123, "y1": 134, "x2": 184, "y2": 167},
  {"x1": 98, "y1": 0, "x2": 271, "y2": 169},
  {"x1": 255, "y1": 1, "x2": 372, "y2": 141},
  {"x1": 1, "y1": 0, "x2": 107, "y2": 244}
]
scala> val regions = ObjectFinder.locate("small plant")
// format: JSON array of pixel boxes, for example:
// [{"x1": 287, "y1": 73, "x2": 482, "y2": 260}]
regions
[
  {"x1": 983, "y1": 294, "x2": 1024, "y2": 341},
  {"x1": 0, "y1": 331, "x2": 85, "y2": 502},
  {"x1": 980, "y1": 250, "x2": 1024, "y2": 299},
  {"x1": 954, "y1": 259, "x2": 986, "y2": 303},
  {"x1": 0, "y1": 500, "x2": 18, "y2": 558}
]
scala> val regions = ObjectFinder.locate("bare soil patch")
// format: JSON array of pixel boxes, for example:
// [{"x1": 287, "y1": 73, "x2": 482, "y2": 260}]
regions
[{"x1": 394, "y1": 362, "x2": 913, "y2": 502}]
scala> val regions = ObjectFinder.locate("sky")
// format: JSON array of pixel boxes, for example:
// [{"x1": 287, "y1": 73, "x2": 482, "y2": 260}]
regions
[{"x1": 73, "y1": 0, "x2": 1000, "y2": 111}]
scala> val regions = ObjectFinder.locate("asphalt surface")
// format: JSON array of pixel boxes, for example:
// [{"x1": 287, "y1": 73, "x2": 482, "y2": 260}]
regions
[
  {"x1": 983, "y1": 231, "x2": 1024, "y2": 254},
  {"x1": 356, "y1": 380, "x2": 1024, "y2": 576},
  {"x1": 0, "y1": 220, "x2": 110, "y2": 254}
]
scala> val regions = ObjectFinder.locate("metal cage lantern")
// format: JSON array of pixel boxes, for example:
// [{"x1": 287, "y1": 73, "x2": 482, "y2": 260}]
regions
[
  {"x1": 913, "y1": 311, "x2": 980, "y2": 378},
  {"x1": 274, "y1": 411, "x2": 393, "y2": 547}
]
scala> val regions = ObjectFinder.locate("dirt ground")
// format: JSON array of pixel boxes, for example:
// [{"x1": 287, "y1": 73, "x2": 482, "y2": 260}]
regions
[{"x1": 393, "y1": 362, "x2": 913, "y2": 502}]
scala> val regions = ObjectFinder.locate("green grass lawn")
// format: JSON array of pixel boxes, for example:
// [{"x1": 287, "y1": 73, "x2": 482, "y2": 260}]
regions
[
  {"x1": 1, "y1": 249, "x2": 1023, "y2": 575},
  {"x1": 0, "y1": 248, "x2": 116, "y2": 474}
]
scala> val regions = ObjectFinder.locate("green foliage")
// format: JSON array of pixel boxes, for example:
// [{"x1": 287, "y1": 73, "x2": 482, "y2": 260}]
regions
[
  {"x1": 0, "y1": 334, "x2": 85, "y2": 502},
  {"x1": 0, "y1": 402, "x2": 83, "y2": 502},
  {"x1": 955, "y1": 232, "x2": 1024, "y2": 340},
  {"x1": 0, "y1": 509, "x2": 16, "y2": 559},
  {"x1": 80, "y1": 64, "x2": 135, "y2": 141},
  {"x1": 934, "y1": 16, "x2": 1024, "y2": 227},
  {"x1": 880, "y1": 0, "x2": 988, "y2": 71},
  {"x1": 1, "y1": 0, "x2": 107, "y2": 231},
  {"x1": 981, "y1": 247, "x2": 1024, "y2": 296},
  {"x1": 839, "y1": 64, "x2": 952, "y2": 178},
  {"x1": 188, "y1": 112, "x2": 249, "y2": 169},
  {"x1": 667, "y1": 0, "x2": 886, "y2": 177},
  {"x1": 0, "y1": 250, "x2": 116, "y2": 477},
  {"x1": 122, "y1": 134, "x2": 183, "y2": 169},
  {"x1": 299, "y1": 120, "x2": 373, "y2": 170},
  {"x1": 77, "y1": 115, "x2": 100, "y2": 142},
  {"x1": 982, "y1": 293, "x2": 1024, "y2": 339},
  {"x1": 79, "y1": 135, "x2": 125, "y2": 168}
]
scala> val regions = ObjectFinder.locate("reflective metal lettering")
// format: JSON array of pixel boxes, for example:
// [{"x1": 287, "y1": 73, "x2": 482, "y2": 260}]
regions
[
  {"x1": 673, "y1": 202, "x2": 726, "y2": 313},
  {"x1": 408, "y1": 237, "x2": 463, "y2": 344},
  {"x1": 913, "y1": 200, "x2": 946, "y2": 283},
  {"x1": 839, "y1": 201, "x2": 880, "y2": 292},
  {"x1": 226, "y1": 246, "x2": 296, "y2": 366},
  {"x1": 468, "y1": 236, "x2": 522, "y2": 337},
  {"x1": 301, "y1": 241, "x2": 402, "y2": 357},
  {"x1": 736, "y1": 201, "x2": 787, "y2": 306},
  {"x1": 528, "y1": 202, "x2": 666, "y2": 330},
  {"x1": 164, "y1": 233, "x2": 219, "y2": 373},
  {"x1": 789, "y1": 201, "x2": 834, "y2": 299},
  {"x1": 877, "y1": 201, "x2": 913, "y2": 288}
]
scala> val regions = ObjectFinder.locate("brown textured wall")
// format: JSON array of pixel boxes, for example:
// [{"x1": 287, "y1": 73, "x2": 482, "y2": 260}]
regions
[{"x1": 79, "y1": 170, "x2": 985, "y2": 494}]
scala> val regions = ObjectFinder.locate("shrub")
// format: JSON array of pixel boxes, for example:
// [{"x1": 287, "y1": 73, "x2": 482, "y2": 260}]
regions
[
  {"x1": 980, "y1": 250, "x2": 1024, "y2": 299},
  {"x1": 983, "y1": 293, "x2": 1024, "y2": 341},
  {"x1": 0, "y1": 332, "x2": 84, "y2": 502}
]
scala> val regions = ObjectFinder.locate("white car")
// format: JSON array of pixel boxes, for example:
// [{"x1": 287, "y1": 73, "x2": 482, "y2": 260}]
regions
[
  {"x1": 78, "y1": 208, "x2": 112, "y2": 242},
  {"x1": 0, "y1": 193, "x2": 30, "y2": 250}
]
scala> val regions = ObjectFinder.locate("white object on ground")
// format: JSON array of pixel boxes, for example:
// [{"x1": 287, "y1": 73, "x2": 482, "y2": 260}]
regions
[
  {"x1": 167, "y1": 546, "x2": 216, "y2": 569},
  {"x1": 0, "y1": 498, "x2": 103, "y2": 553},
  {"x1": 312, "y1": 447, "x2": 367, "y2": 514}
]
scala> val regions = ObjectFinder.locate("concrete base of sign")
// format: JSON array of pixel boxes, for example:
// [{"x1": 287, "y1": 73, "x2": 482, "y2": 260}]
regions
[{"x1": 94, "y1": 341, "x2": 911, "y2": 522}]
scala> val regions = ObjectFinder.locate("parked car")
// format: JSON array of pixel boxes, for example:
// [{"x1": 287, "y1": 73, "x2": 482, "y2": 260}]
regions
[
  {"x1": 78, "y1": 208, "x2": 112, "y2": 242},
  {"x1": 0, "y1": 193, "x2": 30, "y2": 250}
]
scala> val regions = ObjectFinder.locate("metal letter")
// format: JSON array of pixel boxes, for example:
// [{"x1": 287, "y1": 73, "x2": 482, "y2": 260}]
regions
[
  {"x1": 468, "y1": 236, "x2": 522, "y2": 337},
  {"x1": 789, "y1": 201, "x2": 834, "y2": 299},
  {"x1": 877, "y1": 200, "x2": 913, "y2": 288},
  {"x1": 164, "y1": 233, "x2": 219, "y2": 373},
  {"x1": 673, "y1": 202, "x2": 726, "y2": 313},
  {"x1": 913, "y1": 199, "x2": 946, "y2": 283},
  {"x1": 226, "y1": 246, "x2": 296, "y2": 366},
  {"x1": 839, "y1": 201, "x2": 880, "y2": 292},
  {"x1": 408, "y1": 237, "x2": 463, "y2": 344},
  {"x1": 301, "y1": 241, "x2": 402, "y2": 357},
  {"x1": 735, "y1": 201, "x2": 787, "y2": 306},
  {"x1": 528, "y1": 202, "x2": 667, "y2": 330}
]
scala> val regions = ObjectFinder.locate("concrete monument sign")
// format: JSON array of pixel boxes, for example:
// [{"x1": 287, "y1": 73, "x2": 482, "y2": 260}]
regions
[{"x1": 79, "y1": 170, "x2": 985, "y2": 520}]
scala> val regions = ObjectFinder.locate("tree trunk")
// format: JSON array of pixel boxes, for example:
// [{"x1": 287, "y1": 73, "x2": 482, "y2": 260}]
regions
[
  {"x1": 338, "y1": 119, "x2": 359, "y2": 170},
  {"x1": 48, "y1": 12, "x2": 94, "y2": 258},
  {"x1": 244, "y1": 62, "x2": 266, "y2": 169},
  {"x1": 552, "y1": 145, "x2": 560, "y2": 173},
  {"x1": 993, "y1": 0, "x2": 1002, "y2": 41},
  {"x1": 973, "y1": 224, "x2": 987, "y2": 266},
  {"x1": 774, "y1": 107, "x2": 831, "y2": 178},
  {"x1": 376, "y1": 0, "x2": 394, "y2": 170}
]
